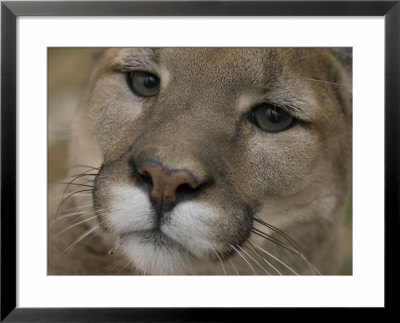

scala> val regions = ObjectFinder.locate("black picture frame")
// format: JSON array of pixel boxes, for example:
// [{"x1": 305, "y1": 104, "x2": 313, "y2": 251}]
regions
[{"x1": 1, "y1": 1, "x2": 399, "y2": 321}]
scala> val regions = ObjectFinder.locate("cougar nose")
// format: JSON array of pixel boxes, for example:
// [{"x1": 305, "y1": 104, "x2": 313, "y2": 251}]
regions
[{"x1": 137, "y1": 160, "x2": 199, "y2": 214}]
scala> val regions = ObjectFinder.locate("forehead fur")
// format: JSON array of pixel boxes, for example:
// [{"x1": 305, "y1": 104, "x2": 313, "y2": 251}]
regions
[{"x1": 94, "y1": 47, "x2": 351, "y2": 120}]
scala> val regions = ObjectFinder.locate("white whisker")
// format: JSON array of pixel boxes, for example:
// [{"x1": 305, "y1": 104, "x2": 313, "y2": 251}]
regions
[
  {"x1": 229, "y1": 259, "x2": 239, "y2": 275},
  {"x1": 59, "y1": 201, "x2": 94, "y2": 213},
  {"x1": 50, "y1": 209, "x2": 99, "y2": 227},
  {"x1": 291, "y1": 53, "x2": 324, "y2": 62},
  {"x1": 246, "y1": 241, "x2": 281, "y2": 275},
  {"x1": 104, "y1": 256, "x2": 127, "y2": 273},
  {"x1": 55, "y1": 208, "x2": 106, "y2": 221},
  {"x1": 230, "y1": 244, "x2": 256, "y2": 276},
  {"x1": 91, "y1": 57, "x2": 118, "y2": 75},
  {"x1": 303, "y1": 77, "x2": 352, "y2": 88},
  {"x1": 61, "y1": 225, "x2": 99, "y2": 256},
  {"x1": 254, "y1": 244, "x2": 299, "y2": 275},
  {"x1": 299, "y1": 254, "x2": 321, "y2": 275},
  {"x1": 215, "y1": 252, "x2": 227, "y2": 276},
  {"x1": 239, "y1": 245, "x2": 271, "y2": 275},
  {"x1": 115, "y1": 259, "x2": 132, "y2": 275},
  {"x1": 57, "y1": 215, "x2": 98, "y2": 236}
]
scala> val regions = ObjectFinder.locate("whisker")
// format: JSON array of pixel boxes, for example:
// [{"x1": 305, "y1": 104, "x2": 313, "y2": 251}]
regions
[
  {"x1": 115, "y1": 259, "x2": 132, "y2": 275},
  {"x1": 50, "y1": 210, "x2": 94, "y2": 227},
  {"x1": 299, "y1": 254, "x2": 321, "y2": 275},
  {"x1": 253, "y1": 217, "x2": 303, "y2": 252},
  {"x1": 230, "y1": 244, "x2": 256, "y2": 276},
  {"x1": 69, "y1": 165, "x2": 100, "y2": 171},
  {"x1": 54, "y1": 208, "x2": 99, "y2": 220},
  {"x1": 254, "y1": 244, "x2": 299, "y2": 275},
  {"x1": 61, "y1": 225, "x2": 99, "y2": 257},
  {"x1": 251, "y1": 227, "x2": 319, "y2": 274},
  {"x1": 56, "y1": 189, "x2": 93, "y2": 217},
  {"x1": 251, "y1": 228, "x2": 300, "y2": 256},
  {"x1": 239, "y1": 245, "x2": 271, "y2": 275},
  {"x1": 291, "y1": 53, "x2": 325, "y2": 63},
  {"x1": 302, "y1": 77, "x2": 352, "y2": 88},
  {"x1": 56, "y1": 215, "x2": 98, "y2": 236},
  {"x1": 57, "y1": 207, "x2": 106, "y2": 223},
  {"x1": 58, "y1": 201, "x2": 94, "y2": 214},
  {"x1": 49, "y1": 193, "x2": 67, "y2": 204},
  {"x1": 246, "y1": 241, "x2": 281, "y2": 275},
  {"x1": 61, "y1": 182, "x2": 95, "y2": 189},
  {"x1": 229, "y1": 259, "x2": 239, "y2": 275},
  {"x1": 214, "y1": 252, "x2": 227, "y2": 276},
  {"x1": 66, "y1": 193, "x2": 92, "y2": 197},
  {"x1": 91, "y1": 57, "x2": 118, "y2": 75},
  {"x1": 68, "y1": 171, "x2": 98, "y2": 179},
  {"x1": 104, "y1": 256, "x2": 127, "y2": 273},
  {"x1": 63, "y1": 168, "x2": 98, "y2": 197},
  {"x1": 79, "y1": 229, "x2": 98, "y2": 249}
]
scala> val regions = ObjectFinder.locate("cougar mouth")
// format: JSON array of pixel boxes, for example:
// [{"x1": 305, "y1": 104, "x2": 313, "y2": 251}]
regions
[
  {"x1": 92, "y1": 175, "x2": 254, "y2": 274},
  {"x1": 118, "y1": 226, "x2": 201, "y2": 275},
  {"x1": 121, "y1": 228, "x2": 197, "y2": 257}
]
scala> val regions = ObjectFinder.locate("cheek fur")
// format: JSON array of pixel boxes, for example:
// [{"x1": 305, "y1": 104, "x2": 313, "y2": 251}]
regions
[{"x1": 246, "y1": 130, "x2": 320, "y2": 194}]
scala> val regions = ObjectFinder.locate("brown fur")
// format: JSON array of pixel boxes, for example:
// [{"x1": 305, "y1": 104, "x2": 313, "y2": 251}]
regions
[{"x1": 49, "y1": 48, "x2": 352, "y2": 275}]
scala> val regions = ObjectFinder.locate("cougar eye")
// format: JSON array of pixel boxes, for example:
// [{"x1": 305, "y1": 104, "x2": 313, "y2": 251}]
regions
[
  {"x1": 128, "y1": 71, "x2": 160, "y2": 97},
  {"x1": 249, "y1": 104, "x2": 294, "y2": 132}
]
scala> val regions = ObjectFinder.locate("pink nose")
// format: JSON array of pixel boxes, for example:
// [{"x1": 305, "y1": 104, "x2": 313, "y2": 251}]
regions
[{"x1": 137, "y1": 162, "x2": 199, "y2": 214}]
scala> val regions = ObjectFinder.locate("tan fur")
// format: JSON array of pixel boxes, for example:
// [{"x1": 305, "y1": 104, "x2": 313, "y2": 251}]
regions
[{"x1": 48, "y1": 48, "x2": 352, "y2": 275}]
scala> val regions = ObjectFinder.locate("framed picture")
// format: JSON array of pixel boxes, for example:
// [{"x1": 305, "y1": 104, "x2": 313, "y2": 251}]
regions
[{"x1": 1, "y1": 0, "x2": 398, "y2": 320}]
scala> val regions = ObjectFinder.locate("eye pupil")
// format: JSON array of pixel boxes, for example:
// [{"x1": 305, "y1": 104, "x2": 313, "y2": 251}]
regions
[
  {"x1": 143, "y1": 75, "x2": 157, "y2": 89},
  {"x1": 266, "y1": 108, "x2": 281, "y2": 123}
]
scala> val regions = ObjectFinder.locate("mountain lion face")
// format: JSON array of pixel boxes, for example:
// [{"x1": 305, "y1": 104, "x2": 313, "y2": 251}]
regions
[{"x1": 51, "y1": 48, "x2": 352, "y2": 275}]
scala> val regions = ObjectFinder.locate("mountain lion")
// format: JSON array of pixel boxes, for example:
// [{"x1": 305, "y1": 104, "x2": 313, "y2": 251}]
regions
[{"x1": 48, "y1": 48, "x2": 352, "y2": 275}]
